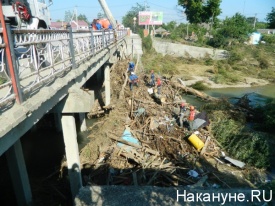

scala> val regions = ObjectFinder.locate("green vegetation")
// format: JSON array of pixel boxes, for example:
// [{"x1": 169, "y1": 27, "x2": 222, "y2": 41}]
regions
[
  {"x1": 0, "y1": 77, "x2": 7, "y2": 85},
  {"x1": 190, "y1": 81, "x2": 209, "y2": 90},
  {"x1": 141, "y1": 51, "x2": 181, "y2": 75},
  {"x1": 201, "y1": 101, "x2": 271, "y2": 168},
  {"x1": 266, "y1": 7, "x2": 275, "y2": 28},
  {"x1": 254, "y1": 102, "x2": 275, "y2": 133},
  {"x1": 178, "y1": 0, "x2": 221, "y2": 25}
]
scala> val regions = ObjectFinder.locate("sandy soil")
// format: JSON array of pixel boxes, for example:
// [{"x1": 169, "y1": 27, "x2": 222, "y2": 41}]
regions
[{"x1": 176, "y1": 64, "x2": 269, "y2": 88}]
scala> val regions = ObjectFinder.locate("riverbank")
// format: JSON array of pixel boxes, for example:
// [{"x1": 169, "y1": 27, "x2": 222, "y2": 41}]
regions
[{"x1": 179, "y1": 75, "x2": 270, "y2": 89}]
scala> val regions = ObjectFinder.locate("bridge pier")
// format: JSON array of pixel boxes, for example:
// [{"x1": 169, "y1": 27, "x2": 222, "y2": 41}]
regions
[
  {"x1": 104, "y1": 65, "x2": 111, "y2": 106},
  {"x1": 6, "y1": 140, "x2": 32, "y2": 206},
  {"x1": 54, "y1": 112, "x2": 62, "y2": 132},
  {"x1": 61, "y1": 114, "x2": 83, "y2": 198},
  {"x1": 53, "y1": 88, "x2": 94, "y2": 198},
  {"x1": 79, "y1": 113, "x2": 87, "y2": 132}
]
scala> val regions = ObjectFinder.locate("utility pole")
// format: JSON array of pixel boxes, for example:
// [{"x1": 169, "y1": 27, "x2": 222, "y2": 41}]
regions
[
  {"x1": 253, "y1": 13, "x2": 257, "y2": 29},
  {"x1": 98, "y1": 0, "x2": 117, "y2": 29}
]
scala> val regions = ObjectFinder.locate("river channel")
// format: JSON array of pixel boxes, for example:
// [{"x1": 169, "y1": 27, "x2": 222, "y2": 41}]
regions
[{"x1": 184, "y1": 84, "x2": 275, "y2": 108}]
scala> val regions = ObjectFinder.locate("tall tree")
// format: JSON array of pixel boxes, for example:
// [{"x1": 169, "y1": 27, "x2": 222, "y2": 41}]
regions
[
  {"x1": 122, "y1": 3, "x2": 147, "y2": 32},
  {"x1": 64, "y1": 10, "x2": 73, "y2": 22},
  {"x1": 178, "y1": 0, "x2": 221, "y2": 24},
  {"x1": 219, "y1": 13, "x2": 253, "y2": 39},
  {"x1": 97, "y1": 11, "x2": 106, "y2": 19},
  {"x1": 266, "y1": 7, "x2": 275, "y2": 29},
  {"x1": 78, "y1": 14, "x2": 89, "y2": 23}
]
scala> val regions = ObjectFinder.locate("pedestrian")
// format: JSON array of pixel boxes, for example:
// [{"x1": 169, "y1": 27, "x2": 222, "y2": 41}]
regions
[
  {"x1": 96, "y1": 19, "x2": 103, "y2": 30},
  {"x1": 128, "y1": 62, "x2": 135, "y2": 73},
  {"x1": 179, "y1": 102, "x2": 186, "y2": 128},
  {"x1": 129, "y1": 72, "x2": 139, "y2": 91},
  {"x1": 156, "y1": 77, "x2": 162, "y2": 95},
  {"x1": 187, "y1": 105, "x2": 195, "y2": 131},
  {"x1": 150, "y1": 70, "x2": 155, "y2": 86}
]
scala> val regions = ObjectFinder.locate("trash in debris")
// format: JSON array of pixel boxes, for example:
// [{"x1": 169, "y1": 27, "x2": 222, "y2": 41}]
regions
[
  {"x1": 133, "y1": 107, "x2": 146, "y2": 117},
  {"x1": 188, "y1": 134, "x2": 205, "y2": 151},
  {"x1": 187, "y1": 170, "x2": 199, "y2": 178},
  {"x1": 223, "y1": 156, "x2": 246, "y2": 169},
  {"x1": 117, "y1": 127, "x2": 141, "y2": 152},
  {"x1": 147, "y1": 88, "x2": 154, "y2": 94}
]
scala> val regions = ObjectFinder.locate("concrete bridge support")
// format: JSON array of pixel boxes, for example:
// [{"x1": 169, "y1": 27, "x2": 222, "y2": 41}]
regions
[
  {"x1": 54, "y1": 112, "x2": 62, "y2": 132},
  {"x1": 104, "y1": 65, "x2": 111, "y2": 106},
  {"x1": 61, "y1": 114, "x2": 83, "y2": 198},
  {"x1": 55, "y1": 88, "x2": 95, "y2": 198},
  {"x1": 6, "y1": 140, "x2": 32, "y2": 206},
  {"x1": 79, "y1": 113, "x2": 87, "y2": 132}
]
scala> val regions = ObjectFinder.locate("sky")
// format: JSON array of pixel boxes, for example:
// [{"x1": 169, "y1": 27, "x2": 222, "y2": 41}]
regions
[{"x1": 49, "y1": 0, "x2": 275, "y2": 24}]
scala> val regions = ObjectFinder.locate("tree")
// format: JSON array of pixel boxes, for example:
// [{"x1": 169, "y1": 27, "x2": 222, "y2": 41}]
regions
[
  {"x1": 178, "y1": 0, "x2": 221, "y2": 24},
  {"x1": 97, "y1": 11, "x2": 106, "y2": 19},
  {"x1": 64, "y1": 10, "x2": 73, "y2": 22},
  {"x1": 78, "y1": 14, "x2": 89, "y2": 23},
  {"x1": 266, "y1": 7, "x2": 275, "y2": 29},
  {"x1": 122, "y1": 3, "x2": 147, "y2": 32},
  {"x1": 209, "y1": 13, "x2": 253, "y2": 48}
]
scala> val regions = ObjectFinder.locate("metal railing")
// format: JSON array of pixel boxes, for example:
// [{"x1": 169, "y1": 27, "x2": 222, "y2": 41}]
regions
[{"x1": 0, "y1": 26, "x2": 127, "y2": 109}]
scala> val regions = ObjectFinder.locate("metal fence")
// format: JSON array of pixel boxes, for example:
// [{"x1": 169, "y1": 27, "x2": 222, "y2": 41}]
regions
[{"x1": 0, "y1": 26, "x2": 127, "y2": 109}]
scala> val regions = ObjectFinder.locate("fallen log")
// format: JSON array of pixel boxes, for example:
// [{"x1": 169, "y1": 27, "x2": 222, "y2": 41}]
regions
[{"x1": 170, "y1": 78, "x2": 218, "y2": 101}]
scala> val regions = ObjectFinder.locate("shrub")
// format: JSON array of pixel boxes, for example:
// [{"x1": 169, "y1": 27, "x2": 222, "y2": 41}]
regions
[
  {"x1": 190, "y1": 81, "x2": 209, "y2": 90},
  {"x1": 202, "y1": 104, "x2": 271, "y2": 168},
  {"x1": 258, "y1": 57, "x2": 270, "y2": 69}
]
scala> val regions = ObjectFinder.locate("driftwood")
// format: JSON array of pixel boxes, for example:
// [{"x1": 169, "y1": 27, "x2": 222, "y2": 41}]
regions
[{"x1": 170, "y1": 78, "x2": 218, "y2": 101}]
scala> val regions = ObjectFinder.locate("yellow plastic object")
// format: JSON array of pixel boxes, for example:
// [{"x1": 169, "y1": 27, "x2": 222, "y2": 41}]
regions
[{"x1": 188, "y1": 134, "x2": 205, "y2": 151}]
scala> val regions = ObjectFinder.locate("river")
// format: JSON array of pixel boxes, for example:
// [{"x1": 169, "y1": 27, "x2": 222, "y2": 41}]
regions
[{"x1": 184, "y1": 84, "x2": 275, "y2": 108}]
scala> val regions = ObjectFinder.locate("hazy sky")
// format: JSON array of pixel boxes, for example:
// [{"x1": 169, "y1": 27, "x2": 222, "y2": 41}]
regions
[{"x1": 49, "y1": 0, "x2": 274, "y2": 23}]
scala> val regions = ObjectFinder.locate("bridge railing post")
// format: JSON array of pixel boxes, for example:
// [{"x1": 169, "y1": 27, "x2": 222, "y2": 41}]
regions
[
  {"x1": 102, "y1": 30, "x2": 105, "y2": 48},
  {"x1": 2, "y1": 20, "x2": 24, "y2": 103},
  {"x1": 108, "y1": 29, "x2": 111, "y2": 45},
  {"x1": 89, "y1": 27, "x2": 95, "y2": 56},
  {"x1": 67, "y1": 24, "x2": 76, "y2": 69}
]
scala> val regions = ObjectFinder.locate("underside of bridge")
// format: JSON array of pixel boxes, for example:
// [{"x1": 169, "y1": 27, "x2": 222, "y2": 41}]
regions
[{"x1": 0, "y1": 38, "x2": 127, "y2": 205}]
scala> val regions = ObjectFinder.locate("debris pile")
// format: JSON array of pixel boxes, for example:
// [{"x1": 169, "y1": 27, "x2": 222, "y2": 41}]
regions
[{"x1": 81, "y1": 59, "x2": 250, "y2": 189}]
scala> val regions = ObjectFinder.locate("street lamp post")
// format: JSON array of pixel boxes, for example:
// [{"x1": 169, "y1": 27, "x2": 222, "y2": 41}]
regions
[{"x1": 133, "y1": 17, "x2": 137, "y2": 33}]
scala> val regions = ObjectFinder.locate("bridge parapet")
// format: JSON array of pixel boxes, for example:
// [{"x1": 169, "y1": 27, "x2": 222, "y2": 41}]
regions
[{"x1": 0, "y1": 27, "x2": 127, "y2": 110}]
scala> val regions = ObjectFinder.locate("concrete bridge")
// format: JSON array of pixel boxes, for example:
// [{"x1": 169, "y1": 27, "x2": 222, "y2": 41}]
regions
[{"x1": 0, "y1": 23, "x2": 142, "y2": 205}]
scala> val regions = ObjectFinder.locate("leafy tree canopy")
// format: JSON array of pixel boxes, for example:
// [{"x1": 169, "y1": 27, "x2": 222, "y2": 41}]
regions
[
  {"x1": 64, "y1": 11, "x2": 89, "y2": 24},
  {"x1": 64, "y1": 10, "x2": 73, "y2": 22},
  {"x1": 122, "y1": 3, "x2": 147, "y2": 32},
  {"x1": 266, "y1": 7, "x2": 275, "y2": 29},
  {"x1": 178, "y1": 0, "x2": 221, "y2": 24},
  {"x1": 97, "y1": 11, "x2": 106, "y2": 19},
  {"x1": 219, "y1": 13, "x2": 253, "y2": 39},
  {"x1": 78, "y1": 14, "x2": 89, "y2": 23}
]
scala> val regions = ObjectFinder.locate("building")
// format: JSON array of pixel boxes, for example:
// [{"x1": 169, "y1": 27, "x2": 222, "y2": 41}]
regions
[
  {"x1": 71, "y1": 20, "x2": 89, "y2": 31},
  {"x1": 50, "y1": 20, "x2": 89, "y2": 31}
]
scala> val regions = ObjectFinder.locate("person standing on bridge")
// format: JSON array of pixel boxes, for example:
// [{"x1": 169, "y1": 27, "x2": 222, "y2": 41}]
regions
[
  {"x1": 96, "y1": 19, "x2": 103, "y2": 30},
  {"x1": 129, "y1": 72, "x2": 139, "y2": 91}
]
